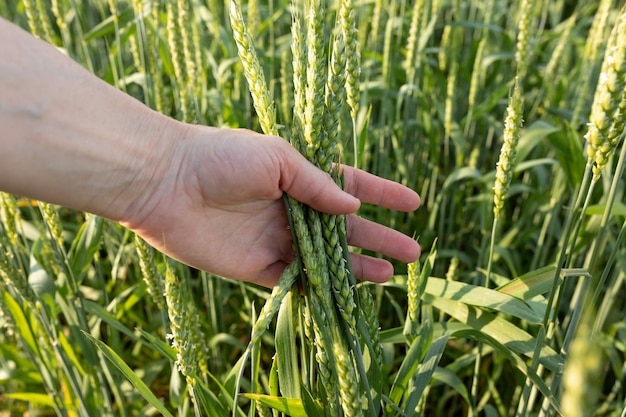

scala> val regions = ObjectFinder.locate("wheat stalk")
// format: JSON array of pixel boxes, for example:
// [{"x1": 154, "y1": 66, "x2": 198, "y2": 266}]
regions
[
  {"x1": 584, "y1": 6, "x2": 626, "y2": 180},
  {"x1": 229, "y1": 0, "x2": 278, "y2": 136},
  {"x1": 303, "y1": 0, "x2": 327, "y2": 162},
  {"x1": 134, "y1": 235, "x2": 166, "y2": 310},
  {"x1": 340, "y1": 0, "x2": 360, "y2": 122},
  {"x1": 166, "y1": 1, "x2": 197, "y2": 122},
  {"x1": 572, "y1": 0, "x2": 613, "y2": 127},
  {"x1": 249, "y1": 259, "x2": 300, "y2": 345},
  {"x1": 23, "y1": 0, "x2": 54, "y2": 43},
  {"x1": 514, "y1": 0, "x2": 535, "y2": 79},
  {"x1": 493, "y1": 78, "x2": 524, "y2": 221},
  {"x1": 164, "y1": 265, "x2": 208, "y2": 409},
  {"x1": 334, "y1": 337, "x2": 363, "y2": 417}
]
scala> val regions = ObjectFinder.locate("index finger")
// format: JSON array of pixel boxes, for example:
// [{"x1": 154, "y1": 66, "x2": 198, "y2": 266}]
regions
[{"x1": 339, "y1": 165, "x2": 421, "y2": 212}]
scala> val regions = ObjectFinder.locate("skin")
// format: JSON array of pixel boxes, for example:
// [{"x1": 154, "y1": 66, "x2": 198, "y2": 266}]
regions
[{"x1": 0, "y1": 17, "x2": 421, "y2": 287}]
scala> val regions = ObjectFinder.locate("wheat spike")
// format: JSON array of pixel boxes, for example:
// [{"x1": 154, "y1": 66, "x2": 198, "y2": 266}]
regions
[
  {"x1": 303, "y1": 0, "x2": 328, "y2": 162},
  {"x1": 229, "y1": 0, "x2": 278, "y2": 136},
  {"x1": 340, "y1": 0, "x2": 360, "y2": 121},
  {"x1": 333, "y1": 337, "x2": 363, "y2": 417},
  {"x1": 585, "y1": 7, "x2": 626, "y2": 180},
  {"x1": 0, "y1": 193, "x2": 21, "y2": 249},
  {"x1": 404, "y1": 260, "x2": 420, "y2": 342},
  {"x1": 134, "y1": 234, "x2": 166, "y2": 310},
  {"x1": 250, "y1": 260, "x2": 300, "y2": 345},
  {"x1": 493, "y1": 78, "x2": 524, "y2": 220},
  {"x1": 164, "y1": 265, "x2": 208, "y2": 388},
  {"x1": 514, "y1": 0, "x2": 534, "y2": 79}
]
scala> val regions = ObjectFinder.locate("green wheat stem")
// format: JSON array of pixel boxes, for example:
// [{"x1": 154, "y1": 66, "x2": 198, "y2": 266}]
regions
[
  {"x1": 542, "y1": 165, "x2": 592, "y2": 328},
  {"x1": 586, "y1": 130, "x2": 626, "y2": 308},
  {"x1": 290, "y1": 3, "x2": 307, "y2": 153},
  {"x1": 339, "y1": 0, "x2": 360, "y2": 167},
  {"x1": 229, "y1": 0, "x2": 278, "y2": 137}
]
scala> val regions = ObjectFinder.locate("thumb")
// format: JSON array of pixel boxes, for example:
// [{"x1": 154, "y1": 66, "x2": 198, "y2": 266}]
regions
[{"x1": 276, "y1": 141, "x2": 360, "y2": 214}]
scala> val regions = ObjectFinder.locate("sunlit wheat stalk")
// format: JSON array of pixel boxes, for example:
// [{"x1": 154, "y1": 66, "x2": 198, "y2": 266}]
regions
[
  {"x1": 340, "y1": 0, "x2": 361, "y2": 168},
  {"x1": 493, "y1": 78, "x2": 524, "y2": 224},
  {"x1": 164, "y1": 265, "x2": 207, "y2": 414},
  {"x1": 561, "y1": 320, "x2": 604, "y2": 417},
  {"x1": 571, "y1": 0, "x2": 612, "y2": 127},
  {"x1": 229, "y1": 0, "x2": 278, "y2": 137},
  {"x1": 514, "y1": 0, "x2": 534, "y2": 79},
  {"x1": 23, "y1": 0, "x2": 54, "y2": 43},
  {"x1": 404, "y1": 260, "x2": 420, "y2": 342},
  {"x1": 134, "y1": 234, "x2": 166, "y2": 310},
  {"x1": 303, "y1": 0, "x2": 327, "y2": 162},
  {"x1": 334, "y1": 337, "x2": 363, "y2": 417},
  {"x1": 166, "y1": 1, "x2": 196, "y2": 122},
  {"x1": 584, "y1": 7, "x2": 626, "y2": 181}
]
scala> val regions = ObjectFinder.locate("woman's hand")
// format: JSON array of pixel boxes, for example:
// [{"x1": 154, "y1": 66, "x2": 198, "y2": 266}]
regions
[
  {"x1": 123, "y1": 126, "x2": 421, "y2": 287},
  {"x1": 0, "y1": 18, "x2": 420, "y2": 287}
]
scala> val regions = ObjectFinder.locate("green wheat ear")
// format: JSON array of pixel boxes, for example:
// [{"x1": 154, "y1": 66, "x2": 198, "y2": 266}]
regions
[
  {"x1": 493, "y1": 78, "x2": 524, "y2": 221},
  {"x1": 164, "y1": 265, "x2": 208, "y2": 390},
  {"x1": 229, "y1": 0, "x2": 278, "y2": 137},
  {"x1": 340, "y1": 0, "x2": 360, "y2": 121},
  {"x1": 23, "y1": 0, "x2": 54, "y2": 43},
  {"x1": 584, "y1": 6, "x2": 626, "y2": 181},
  {"x1": 134, "y1": 234, "x2": 166, "y2": 310},
  {"x1": 404, "y1": 259, "x2": 420, "y2": 342},
  {"x1": 514, "y1": 0, "x2": 535, "y2": 79},
  {"x1": 166, "y1": 1, "x2": 197, "y2": 123},
  {"x1": 249, "y1": 260, "x2": 300, "y2": 345},
  {"x1": 333, "y1": 336, "x2": 363, "y2": 417},
  {"x1": 561, "y1": 321, "x2": 604, "y2": 417},
  {"x1": 0, "y1": 193, "x2": 21, "y2": 248},
  {"x1": 303, "y1": 0, "x2": 328, "y2": 163}
]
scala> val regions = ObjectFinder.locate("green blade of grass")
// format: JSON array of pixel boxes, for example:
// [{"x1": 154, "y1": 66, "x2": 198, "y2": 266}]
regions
[
  {"x1": 275, "y1": 289, "x2": 301, "y2": 398},
  {"x1": 496, "y1": 265, "x2": 556, "y2": 300},
  {"x1": 241, "y1": 393, "x2": 311, "y2": 417},
  {"x1": 431, "y1": 367, "x2": 471, "y2": 407},
  {"x1": 67, "y1": 215, "x2": 103, "y2": 283},
  {"x1": 81, "y1": 331, "x2": 175, "y2": 417},
  {"x1": 403, "y1": 334, "x2": 450, "y2": 415},
  {"x1": 425, "y1": 277, "x2": 543, "y2": 323},
  {"x1": 425, "y1": 294, "x2": 563, "y2": 372},
  {"x1": 387, "y1": 326, "x2": 432, "y2": 408},
  {"x1": 1, "y1": 291, "x2": 38, "y2": 355},
  {"x1": 3, "y1": 393, "x2": 55, "y2": 407}
]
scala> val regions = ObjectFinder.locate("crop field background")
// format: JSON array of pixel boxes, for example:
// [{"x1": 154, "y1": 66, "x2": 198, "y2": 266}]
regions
[{"x1": 1, "y1": 0, "x2": 625, "y2": 416}]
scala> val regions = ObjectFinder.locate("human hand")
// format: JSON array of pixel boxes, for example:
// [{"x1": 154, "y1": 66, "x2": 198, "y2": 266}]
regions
[
  {"x1": 0, "y1": 19, "x2": 418, "y2": 287},
  {"x1": 122, "y1": 125, "x2": 421, "y2": 287}
]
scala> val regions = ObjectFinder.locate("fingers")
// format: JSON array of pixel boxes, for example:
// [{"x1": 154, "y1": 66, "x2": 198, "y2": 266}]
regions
[
  {"x1": 271, "y1": 140, "x2": 420, "y2": 286},
  {"x1": 275, "y1": 138, "x2": 420, "y2": 217},
  {"x1": 274, "y1": 140, "x2": 359, "y2": 214},
  {"x1": 349, "y1": 253, "x2": 395, "y2": 283},
  {"x1": 346, "y1": 214, "x2": 420, "y2": 264},
  {"x1": 340, "y1": 165, "x2": 421, "y2": 212},
  {"x1": 257, "y1": 253, "x2": 398, "y2": 288}
]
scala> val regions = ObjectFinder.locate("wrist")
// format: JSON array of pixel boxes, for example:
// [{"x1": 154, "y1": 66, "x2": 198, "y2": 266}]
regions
[{"x1": 112, "y1": 115, "x2": 188, "y2": 226}]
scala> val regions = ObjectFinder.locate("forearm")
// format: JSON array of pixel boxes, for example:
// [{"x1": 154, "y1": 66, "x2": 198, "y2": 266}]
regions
[{"x1": 0, "y1": 17, "x2": 182, "y2": 221}]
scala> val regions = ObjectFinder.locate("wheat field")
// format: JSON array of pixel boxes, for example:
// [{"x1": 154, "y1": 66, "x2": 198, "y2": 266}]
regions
[{"x1": 1, "y1": 0, "x2": 625, "y2": 416}]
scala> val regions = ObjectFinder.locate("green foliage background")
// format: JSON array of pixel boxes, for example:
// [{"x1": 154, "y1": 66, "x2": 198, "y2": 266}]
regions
[{"x1": 0, "y1": 0, "x2": 625, "y2": 416}]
